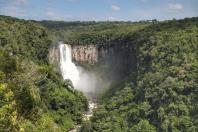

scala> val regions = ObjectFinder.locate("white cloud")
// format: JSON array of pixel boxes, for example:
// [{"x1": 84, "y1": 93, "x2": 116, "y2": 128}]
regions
[
  {"x1": 111, "y1": 5, "x2": 120, "y2": 11},
  {"x1": 168, "y1": 3, "x2": 183, "y2": 11},
  {"x1": 108, "y1": 16, "x2": 116, "y2": 21},
  {"x1": 46, "y1": 11, "x2": 56, "y2": 17},
  {"x1": 0, "y1": 6, "x2": 27, "y2": 18}
]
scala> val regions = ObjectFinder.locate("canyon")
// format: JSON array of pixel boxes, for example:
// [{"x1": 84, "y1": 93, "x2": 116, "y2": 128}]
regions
[
  {"x1": 49, "y1": 43, "x2": 137, "y2": 84},
  {"x1": 49, "y1": 42, "x2": 137, "y2": 131}
]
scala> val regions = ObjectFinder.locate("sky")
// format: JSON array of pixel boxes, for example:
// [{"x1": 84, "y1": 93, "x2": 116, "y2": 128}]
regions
[{"x1": 0, "y1": 0, "x2": 197, "y2": 21}]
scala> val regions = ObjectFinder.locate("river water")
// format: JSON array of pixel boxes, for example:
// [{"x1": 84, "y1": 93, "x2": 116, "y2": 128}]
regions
[{"x1": 69, "y1": 100, "x2": 97, "y2": 132}]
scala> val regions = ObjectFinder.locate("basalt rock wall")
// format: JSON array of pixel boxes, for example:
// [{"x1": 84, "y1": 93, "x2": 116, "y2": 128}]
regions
[{"x1": 49, "y1": 43, "x2": 136, "y2": 80}]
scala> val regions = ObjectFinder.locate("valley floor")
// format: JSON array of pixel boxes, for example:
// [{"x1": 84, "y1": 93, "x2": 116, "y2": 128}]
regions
[{"x1": 70, "y1": 100, "x2": 97, "y2": 132}]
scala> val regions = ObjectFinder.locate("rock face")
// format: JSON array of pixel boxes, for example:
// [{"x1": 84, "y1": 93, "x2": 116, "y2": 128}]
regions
[
  {"x1": 97, "y1": 43, "x2": 136, "y2": 80},
  {"x1": 49, "y1": 43, "x2": 136, "y2": 80},
  {"x1": 72, "y1": 45, "x2": 98, "y2": 65},
  {"x1": 48, "y1": 45, "x2": 60, "y2": 71}
]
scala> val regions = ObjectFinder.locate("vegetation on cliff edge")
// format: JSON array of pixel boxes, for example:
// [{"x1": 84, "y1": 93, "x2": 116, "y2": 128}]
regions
[
  {"x1": 0, "y1": 15, "x2": 87, "y2": 132},
  {"x1": 0, "y1": 15, "x2": 198, "y2": 132}
]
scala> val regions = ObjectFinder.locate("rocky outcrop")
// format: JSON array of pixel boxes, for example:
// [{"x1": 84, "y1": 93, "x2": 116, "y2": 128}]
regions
[
  {"x1": 97, "y1": 44, "x2": 136, "y2": 80},
  {"x1": 48, "y1": 45, "x2": 60, "y2": 71},
  {"x1": 72, "y1": 45, "x2": 98, "y2": 65},
  {"x1": 71, "y1": 43, "x2": 136, "y2": 80},
  {"x1": 49, "y1": 43, "x2": 136, "y2": 80}
]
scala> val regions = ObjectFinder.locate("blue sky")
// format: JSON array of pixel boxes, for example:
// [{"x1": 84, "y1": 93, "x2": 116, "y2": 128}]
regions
[{"x1": 0, "y1": 0, "x2": 197, "y2": 21}]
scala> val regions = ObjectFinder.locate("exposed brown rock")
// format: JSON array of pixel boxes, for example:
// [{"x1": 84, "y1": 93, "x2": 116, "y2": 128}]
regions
[
  {"x1": 48, "y1": 43, "x2": 136, "y2": 80},
  {"x1": 72, "y1": 45, "x2": 98, "y2": 65}
]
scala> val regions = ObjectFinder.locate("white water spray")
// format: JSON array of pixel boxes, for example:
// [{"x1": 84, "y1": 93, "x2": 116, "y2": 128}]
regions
[
  {"x1": 59, "y1": 42, "x2": 109, "y2": 99},
  {"x1": 59, "y1": 43, "x2": 80, "y2": 87}
]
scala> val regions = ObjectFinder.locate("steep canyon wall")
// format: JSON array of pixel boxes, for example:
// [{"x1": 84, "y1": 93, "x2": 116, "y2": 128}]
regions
[
  {"x1": 72, "y1": 43, "x2": 136, "y2": 80},
  {"x1": 49, "y1": 43, "x2": 136, "y2": 82}
]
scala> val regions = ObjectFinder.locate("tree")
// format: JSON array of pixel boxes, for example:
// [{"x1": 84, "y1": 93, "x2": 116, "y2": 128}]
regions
[
  {"x1": 0, "y1": 83, "x2": 17, "y2": 131},
  {"x1": 129, "y1": 120, "x2": 156, "y2": 132}
]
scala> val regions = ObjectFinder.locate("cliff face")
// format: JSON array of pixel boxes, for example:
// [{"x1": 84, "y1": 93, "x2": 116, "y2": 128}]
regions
[
  {"x1": 97, "y1": 44, "x2": 136, "y2": 80},
  {"x1": 49, "y1": 43, "x2": 136, "y2": 80},
  {"x1": 72, "y1": 45, "x2": 98, "y2": 65},
  {"x1": 48, "y1": 45, "x2": 60, "y2": 72}
]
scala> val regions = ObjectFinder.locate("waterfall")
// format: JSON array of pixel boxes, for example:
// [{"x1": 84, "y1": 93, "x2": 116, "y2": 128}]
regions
[
  {"x1": 59, "y1": 42, "x2": 79, "y2": 87},
  {"x1": 58, "y1": 42, "x2": 107, "y2": 99},
  {"x1": 59, "y1": 42, "x2": 98, "y2": 132}
]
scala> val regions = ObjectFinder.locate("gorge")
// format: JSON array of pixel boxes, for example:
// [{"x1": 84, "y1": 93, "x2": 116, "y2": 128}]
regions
[
  {"x1": 53, "y1": 41, "x2": 137, "y2": 131},
  {"x1": 58, "y1": 42, "x2": 101, "y2": 98},
  {"x1": 49, "y1": 41, "x2": 137, "y2": 98},
  {"x1": 1, "y1": 15, "x2": 198, "y2": 132}
]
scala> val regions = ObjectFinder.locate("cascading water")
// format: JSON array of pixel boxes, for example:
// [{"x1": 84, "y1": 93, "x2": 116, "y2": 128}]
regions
[
  {"x1": 59, "y1": 42, "x2": 80, "y2": 87},
  {"x1": 59, "y1": 42, "x2": 102, "y2": 98},
  {"x1": 59, "y1": 42, "x2": 103, "y2": 131}
]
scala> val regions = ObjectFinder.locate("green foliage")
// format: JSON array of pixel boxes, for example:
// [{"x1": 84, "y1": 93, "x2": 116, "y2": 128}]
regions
[
  {"x1": 129, "y1": 119, "x2": 156, "y2": 132},
  {"x1": 0, "y1": 83, "x2": 17, "y2": 131},
  {"x1": 0, "y1": 15, "x2": 52, "y2": 64},
  {"x1": 35, "y1": 113, "x2": 62, "y2": 132},
  {"x1": 81, "y1": 17, "x2": 198, "y2": 131},
  {"x1": 1, "y1": 15, "x2": 198, "y2": 132},
  {"x1": 40, "y1": 20, "x2": 150, "y2": 46},
  {"x1": 0, "y1": 16, "x2": 88, "y2": 131},
  {"x1": 80, "y1": 121, "x2": 92, "y2": 132}
]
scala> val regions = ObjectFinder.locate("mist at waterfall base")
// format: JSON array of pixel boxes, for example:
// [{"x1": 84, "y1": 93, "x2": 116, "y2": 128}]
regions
[{"x1": 59, "y1": 43, "x2": 107, "y2": 99}]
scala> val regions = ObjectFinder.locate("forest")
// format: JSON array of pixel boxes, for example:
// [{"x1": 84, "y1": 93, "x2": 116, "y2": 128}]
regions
[
  {"x1": 0, "y1": 15, "x2": 198, "y2": 132},
  {"x1": 0, "y1": 16, "x2": 87, "y2": 131}
]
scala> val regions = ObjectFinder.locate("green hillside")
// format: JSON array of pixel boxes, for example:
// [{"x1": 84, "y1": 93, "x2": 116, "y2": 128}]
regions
[
  {"x1": 0, "y1": 16, "x2": 87, "y2": 132},
  {"x1": 82, "y1": 18, "x2": 198, "y2": 132},
  {"x1": 0, "y1": 15, "x2": 198, "y2": 132}
]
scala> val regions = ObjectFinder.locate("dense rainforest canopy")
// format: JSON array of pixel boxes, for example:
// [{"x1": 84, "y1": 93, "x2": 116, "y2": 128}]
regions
[
  {"x1": 0, "y1": 16, "x2": 87, "y2": 131},
  {"x1": 82, "y1": 18, "x2": 198, "y2": 132},
  {"x1": 0, "y1": 15, "x2": 198, "y2": 132}
]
